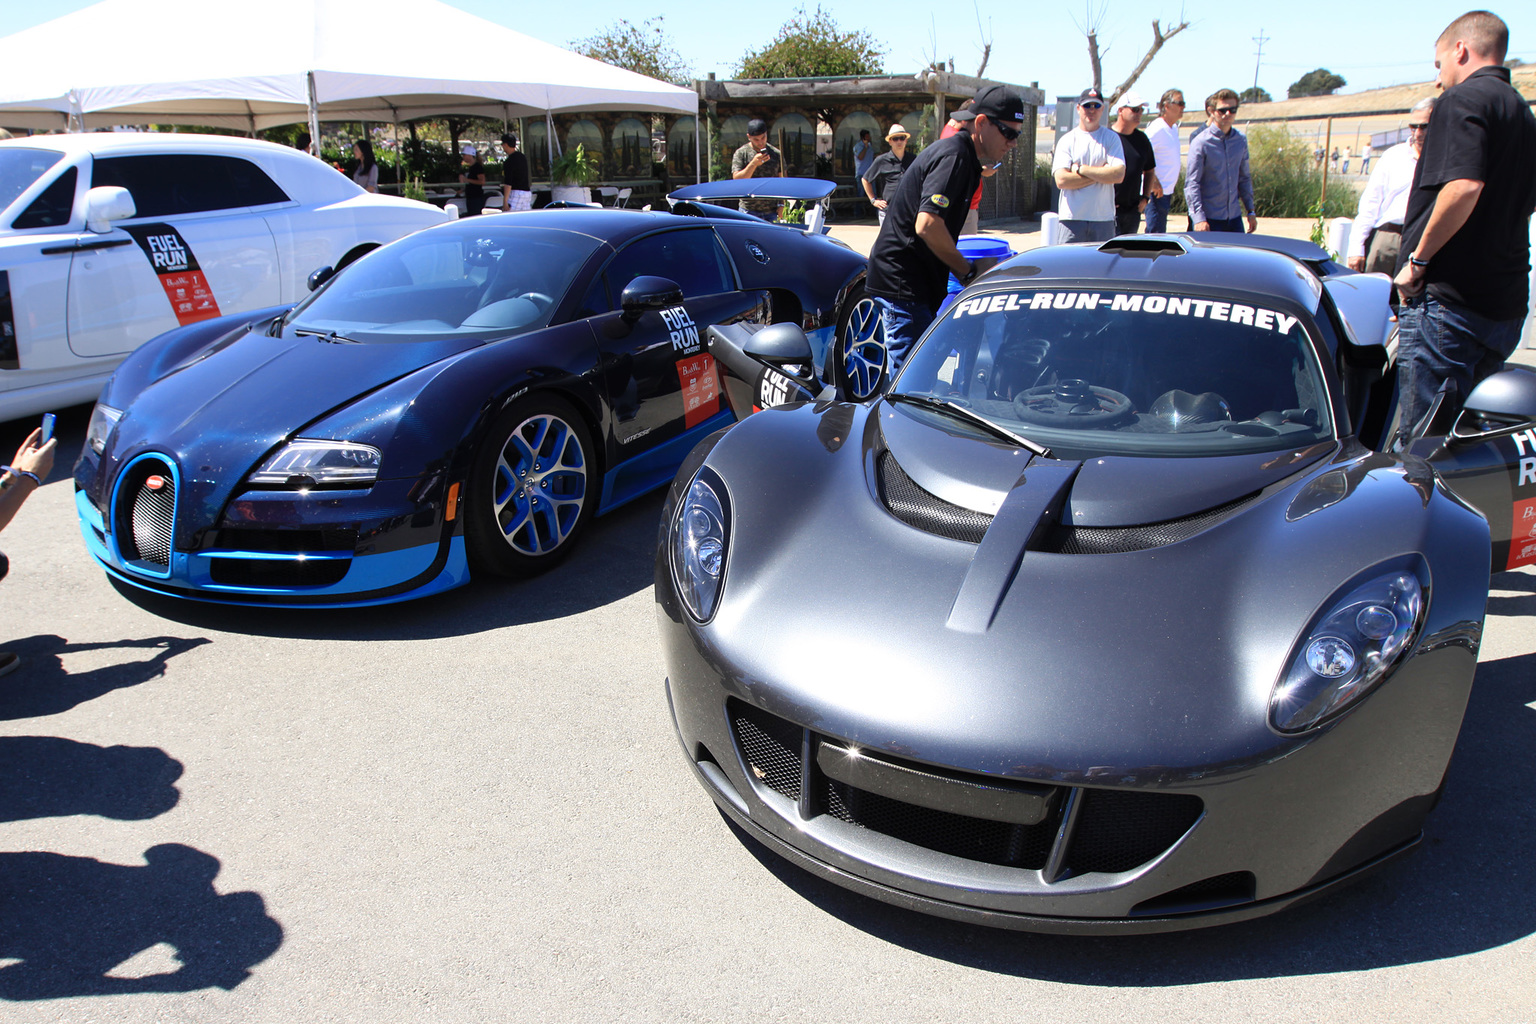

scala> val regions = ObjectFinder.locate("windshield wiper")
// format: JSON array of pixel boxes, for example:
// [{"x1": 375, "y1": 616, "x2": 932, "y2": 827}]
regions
[
  {"x1": 886, "y1": 392, "x2": 1051, "y2": 458},
  {"x1": 293, "y1": 328, "x2": 361, "y2": 345}
]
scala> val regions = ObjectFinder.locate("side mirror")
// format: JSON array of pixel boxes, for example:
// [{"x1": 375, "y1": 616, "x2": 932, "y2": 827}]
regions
[
  {"x1": 742, "y1": 322, "x2": 813, "y2": 367},
  {"x1": 83, "y1": 186, "x2": 135, "y2": 233},
  {"x1": 620, "y1": 276, "x2": 683, "y2": 319},
  {"x1": 1445, "y1": 366, "x2": 1536, "y2": 447},
  {"x1": 307, "y1": 265, "x2": 336, "y2": 292}
]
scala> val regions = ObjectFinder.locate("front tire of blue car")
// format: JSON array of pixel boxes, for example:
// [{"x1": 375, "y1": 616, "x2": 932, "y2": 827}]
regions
[
  {"x1": 466, "y1": 394, "x2": 595, "y2": 578},
  {"x1": 832, "y1": 283, "x2": 888, "y2": 401}
]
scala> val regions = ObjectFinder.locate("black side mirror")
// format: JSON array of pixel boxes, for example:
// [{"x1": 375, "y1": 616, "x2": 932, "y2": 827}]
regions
[
  {"x1": 307, "y1": 265, "x2": 336, "y2": 292},
  {"x1": 1445, "y1": 366, "x2": 1536, "y2": 448},
  {"x1": 620, "y1": 276, "x2": 683, "y2": 320},
  {"x1": 742, "y1": 322, "x2": 814, "y2": 367}
]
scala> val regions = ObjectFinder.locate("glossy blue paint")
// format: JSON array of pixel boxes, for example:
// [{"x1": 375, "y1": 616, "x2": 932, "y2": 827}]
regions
[{"x1": 598, "y1": 408, "x2": 735, "y2": 514}]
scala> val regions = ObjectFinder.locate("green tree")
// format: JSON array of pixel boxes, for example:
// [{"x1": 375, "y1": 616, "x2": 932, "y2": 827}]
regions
[
  {"x1": 572, "y1": 17, "x2": 692, "y2": 87},
  {"x1": 737, "y1": 6, "x2": 884, "y2": 79},
  {"x1": 1240, "y1": 86, "x2": 1273, "y2": 104},
  {"x1": 1287, "y1": 68, "x2": 1347, "y2": 98}
]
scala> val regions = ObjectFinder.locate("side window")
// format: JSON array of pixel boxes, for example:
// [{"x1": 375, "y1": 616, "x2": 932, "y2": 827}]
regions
[
  {"x1": 603, "y1": 230, "x2": 732, "y2": 301},
  {"x1": 12, "y1": 167, "x2": 78, "y2": 230},
  {"x1": 92, "y1": 154, "x2": 289, "y2": 217}
]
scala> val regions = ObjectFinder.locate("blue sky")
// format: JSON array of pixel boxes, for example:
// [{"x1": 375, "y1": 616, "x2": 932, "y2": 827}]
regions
[{"x1": 2, "y1": 0, "x2": 1532, "y2": 105}]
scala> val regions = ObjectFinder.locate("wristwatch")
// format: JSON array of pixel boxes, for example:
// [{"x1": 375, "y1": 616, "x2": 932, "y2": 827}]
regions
[{"x1": 960, "y1": 261, "x2": 979, "y2": 286}]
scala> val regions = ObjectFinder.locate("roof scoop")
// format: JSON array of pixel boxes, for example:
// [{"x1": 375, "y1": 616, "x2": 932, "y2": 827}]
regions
[{"x1": 1096, "y1": 236, "x2": 1190, "y2": 258}]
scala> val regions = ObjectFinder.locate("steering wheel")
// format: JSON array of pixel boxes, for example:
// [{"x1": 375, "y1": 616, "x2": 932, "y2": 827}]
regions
[
  {"x1": 515, "y1": 292, "x2": 554, "y2": 313},
  {"x1": 1013, "y1": 379, "x2": 1134, "y2": 428}
]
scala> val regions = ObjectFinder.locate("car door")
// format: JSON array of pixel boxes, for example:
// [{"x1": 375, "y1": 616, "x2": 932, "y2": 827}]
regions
[
  {"x1": 582, "y1": 228, "x2": 761, "y2": 458},
  {"x1": 66, "y1": 152, "x2": 283, "y2": 359}
]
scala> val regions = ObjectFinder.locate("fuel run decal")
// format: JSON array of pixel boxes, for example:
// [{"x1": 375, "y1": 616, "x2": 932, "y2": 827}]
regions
[
  {"x1": 1505, "y1": 427, "x2": 1536, "y2": 570},
  {"x1": 123, "y1": 223, "x2": 222, "y2": 326},
  {"x1": 677, "y1": 352, "x2": 720, "y2": 428}
]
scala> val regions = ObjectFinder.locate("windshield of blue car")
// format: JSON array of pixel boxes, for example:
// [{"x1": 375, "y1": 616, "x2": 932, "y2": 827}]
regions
[
  {"x1": 288, "y1": 226, "x2": 604, "y2": 340},
  {"x1": 893, "y1": 288, "x2": 1334, "y2": 459},
  {"x1": 0, "y1": 148, "x2": 66, "y2": 220}
]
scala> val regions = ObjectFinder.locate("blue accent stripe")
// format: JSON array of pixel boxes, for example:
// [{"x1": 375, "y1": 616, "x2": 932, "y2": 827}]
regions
[{"x1": 598, "y1": 409, "x2": 735, "y2": 514}]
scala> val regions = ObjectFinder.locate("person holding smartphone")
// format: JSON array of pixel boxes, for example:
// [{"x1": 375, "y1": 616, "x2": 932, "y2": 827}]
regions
[{"x1": 1, "y1": 419, "x2": 57, "y2": 677}]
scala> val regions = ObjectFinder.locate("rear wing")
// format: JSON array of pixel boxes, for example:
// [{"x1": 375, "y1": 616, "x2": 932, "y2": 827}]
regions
[{"x1": 667, "y1": 178, "x2": 837, "y2": 234}]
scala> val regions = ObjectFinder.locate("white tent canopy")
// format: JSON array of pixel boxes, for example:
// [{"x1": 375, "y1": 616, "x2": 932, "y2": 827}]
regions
[{"x1": 0, "y1": 0, "x2": 698, "y2": 131}]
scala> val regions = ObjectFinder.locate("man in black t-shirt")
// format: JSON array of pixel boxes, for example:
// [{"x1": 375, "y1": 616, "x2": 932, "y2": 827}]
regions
[
  {"x1": 860, "y1": 124, "x2": 915, "y2": 226},
  {"x1": 1111, "y1": 92, "x2": 1156, "y2": 236},
  {"x1": 459, "y1": 144, "x2": 487, "y2": 217},
  {"x1": 1393, "y1": 10, "x2": 1536, "y2": 436},
  {"x1": 866, "y1": 85, "x2": 1025, "y2": 375},
  {"x1": 500, "y1": 133, "x2": 532, "y2": 212}
]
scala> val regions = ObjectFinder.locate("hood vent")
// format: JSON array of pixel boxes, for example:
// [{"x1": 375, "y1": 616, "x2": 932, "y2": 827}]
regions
[
  {"x1": 877, "y1": 451, "x2": 994, "y2": 544},
  {"x1": 1036, "y1": 491, "x2": 1261, "y2": 554}
]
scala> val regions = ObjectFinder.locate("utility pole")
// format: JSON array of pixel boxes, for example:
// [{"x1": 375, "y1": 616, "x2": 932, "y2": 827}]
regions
[{"x1": 1252, "y1": 29, "x2": 1270, "y2": 92}]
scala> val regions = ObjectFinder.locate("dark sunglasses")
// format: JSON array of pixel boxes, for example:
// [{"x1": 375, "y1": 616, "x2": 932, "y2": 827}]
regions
[
  {"x1": 1081, "y1": 102, "x2": 1103, "y2": 110},
  {"x1": 1214, "y1": 106, "x2": 1239, "y2": 115},
  {"x1": 993, "y1": 120, "x2": 1020, "y2": 141},
  {"x1": 1408, "y1": 122, "x2": 1430, "y2": 131}
]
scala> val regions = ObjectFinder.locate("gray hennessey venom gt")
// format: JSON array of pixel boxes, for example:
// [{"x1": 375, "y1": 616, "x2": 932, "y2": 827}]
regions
[{"x1": 655, "y1": 233, "x2": 1536, "y2": 933}]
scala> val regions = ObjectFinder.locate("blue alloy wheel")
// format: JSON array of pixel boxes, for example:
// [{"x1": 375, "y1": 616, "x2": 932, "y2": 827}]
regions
[
  {"x1": 836, "y1": 286, "x2": 888, "y2": 401},
  {"x1": 467, "y1": 395, "x2": 595, "y2": 576}
]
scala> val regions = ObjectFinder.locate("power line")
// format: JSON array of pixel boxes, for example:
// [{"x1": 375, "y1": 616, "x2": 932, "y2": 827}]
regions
[{"x1": 1252, "y1": 29, "x2": 1270, "y2": 91}]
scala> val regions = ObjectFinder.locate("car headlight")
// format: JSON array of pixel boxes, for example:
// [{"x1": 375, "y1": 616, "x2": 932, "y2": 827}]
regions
[
  {"x1": 1270, "y1": 561, "x2": 1427, "y2": 733},
  {"x1": 86, "y1": 403, "x2": 123, "y2": 455},
  {"x1": 670, "y1": 469, "x2": 731, "y2": 622},
  {"x1": 248, "y1": 439, "x2": 382, "y2": 488}
]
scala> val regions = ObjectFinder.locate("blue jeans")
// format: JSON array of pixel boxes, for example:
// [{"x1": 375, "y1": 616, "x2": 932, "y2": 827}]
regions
[
  {"x1": 1396, "y1": 293, "x2": 1523, "y2": 434},
  {"x1": 1144, "y1": 194, "x2": 1171, "y2": 233},
  {"x1": 875, "y1": 296, "x2": 935, "y2": 378}
]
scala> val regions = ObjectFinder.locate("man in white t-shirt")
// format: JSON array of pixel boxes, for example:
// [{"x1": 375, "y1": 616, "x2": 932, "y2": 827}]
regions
[
  {"x1": 1144, "y1": 88, "x2": 1185, "y2": 232},
  {"x1": 1052, "y1": 87, "x2": 1125, "y2": 243}
]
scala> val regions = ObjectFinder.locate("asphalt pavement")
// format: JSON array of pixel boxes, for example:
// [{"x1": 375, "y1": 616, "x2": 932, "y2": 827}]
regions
[{"x1": 1, "y1": 368, "x2": 1534, "y2": 1021}]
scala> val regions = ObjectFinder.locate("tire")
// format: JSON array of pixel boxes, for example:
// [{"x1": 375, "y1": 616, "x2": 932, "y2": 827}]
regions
[
  {"x1": 831, "y1": 282, "x2": 888, "y2": 400},
  {"x1": 465, "y1": 394, "x2": 595, "y2": 578}
]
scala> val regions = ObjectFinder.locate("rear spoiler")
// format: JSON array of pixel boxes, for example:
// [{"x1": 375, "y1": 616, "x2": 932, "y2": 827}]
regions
[{"x1": 668, "y1": 178, "x2": 837, "y2": 203}]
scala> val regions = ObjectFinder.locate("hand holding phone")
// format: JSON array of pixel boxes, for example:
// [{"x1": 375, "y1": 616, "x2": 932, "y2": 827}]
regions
[{"x1": 40, "y1": 413, "x2": 55, "y2": 444}]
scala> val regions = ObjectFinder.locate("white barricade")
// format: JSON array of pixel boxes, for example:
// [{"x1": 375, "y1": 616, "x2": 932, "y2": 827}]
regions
[
  {"x1": 1329, "y1": 217, "x2": 1352, "y2": 260},
  {"x1": 1039, "y1": 211, "x2": 1062, "y2": 246}
]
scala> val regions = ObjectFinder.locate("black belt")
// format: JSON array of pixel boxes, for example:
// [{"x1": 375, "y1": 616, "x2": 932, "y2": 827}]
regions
[{"x1": 1375, "y1": 223, "x2": 1403, "y2": 234}]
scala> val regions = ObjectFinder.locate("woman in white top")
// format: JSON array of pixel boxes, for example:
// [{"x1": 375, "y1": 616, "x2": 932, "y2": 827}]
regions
[{"x1": 352, "y1": 140, "x2": 379, "y2": 193}]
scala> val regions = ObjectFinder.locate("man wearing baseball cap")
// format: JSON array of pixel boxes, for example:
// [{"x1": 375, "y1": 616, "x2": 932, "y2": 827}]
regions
[
  {"x1": 865, "y1": 84, "x2": 1025, "y2": 379},
  {"x1": 1110, "y1": 91, "x2": 1157, "y2": 236},
  {"x1": 731, "y1": 117, "x2": 783, "y2": 219},
  {"x1": 1051, "y1": 87, "x2": 1126, "y2": 242}
]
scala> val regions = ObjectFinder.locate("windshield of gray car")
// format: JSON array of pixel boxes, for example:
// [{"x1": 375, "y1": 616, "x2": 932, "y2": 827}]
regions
[
  {"x1": 0, "y1": 148, "x2": 65, "y2": 217},
  {"x1": 893, "y1": 287, "x2": 1334, "y2": 458},
  {"x1": 288, "y1": 226, "x2": 604, "y2": 340}
]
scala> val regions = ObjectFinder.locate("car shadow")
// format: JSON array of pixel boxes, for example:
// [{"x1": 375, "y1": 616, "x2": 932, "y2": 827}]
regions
[
  {"x1": 0, "y1": 635, "x2": 212, "y2": 721},
  {"x1": 721, "y1": 649, "x2": 1536, "y2": 982},
  {"x1": 0, "y1": 844, "x2": 282, "y2": 1000},
  {"x1": 0, "y1": 737, "x2": 182, "y2": 822},
  {"x1": 1487, "y1": 567, "x2": 1536, "y2": 617},
  {"x1": 103, "y1": 490, "x2": 668, "y2": 641}
]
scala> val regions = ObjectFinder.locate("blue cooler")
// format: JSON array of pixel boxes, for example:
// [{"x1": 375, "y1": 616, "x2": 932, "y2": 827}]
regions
[{"x1": 939, "y1": 236, "x2": 1013, "y2": 313}]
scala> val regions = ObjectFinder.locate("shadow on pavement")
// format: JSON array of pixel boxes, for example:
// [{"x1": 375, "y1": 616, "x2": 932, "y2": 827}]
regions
[
  {"x1": 0, "y1": 737, "x2": 182, "y2": 822},
  {"x1": 1487, "y1": 567, "x2": 1536, "y2": 617},
  {"x1": 0, "y1": 844, "x2": 282, "y2": 1000},
  {"x1": 0, "y1": 635, "x2": 211, "y2": 720},
  {"x1": 106, "y1": 490, "x2": 667, "y2": 641},
  {"x1": 724, "y1": 650, "x2": 1536, "y2": 982}
]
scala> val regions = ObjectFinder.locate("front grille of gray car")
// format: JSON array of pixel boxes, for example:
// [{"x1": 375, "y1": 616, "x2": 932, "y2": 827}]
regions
[
  {"x1": 877, "y1": 452, "x2": 993, "y2": 544},
  {"x1": 730, "y1": 699, "x2": 1207, "y2": 879},
  {"x1": 1037, "y1": 492, "x2": 1261, "y2": 555}
]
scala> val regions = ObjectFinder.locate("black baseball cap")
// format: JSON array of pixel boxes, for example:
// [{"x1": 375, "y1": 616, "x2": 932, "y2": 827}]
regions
[
  {"x1": 746, "y1": 118, "x2": 769, "y2": 135},
  {"x1": 1077, "y1": 87, "x2": 1106, "y2": 105},
  {"x1": 949, "y1": 84, "x2": 1026, "y2": 125}
]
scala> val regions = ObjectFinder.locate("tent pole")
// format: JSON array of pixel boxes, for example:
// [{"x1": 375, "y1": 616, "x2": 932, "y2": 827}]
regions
[{"x1": 306, "y1": 71, "x2": 321, "y2": 157}]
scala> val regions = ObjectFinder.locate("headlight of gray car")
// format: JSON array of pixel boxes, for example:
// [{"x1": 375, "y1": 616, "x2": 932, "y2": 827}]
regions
[
  {"x1": 248, "y1": 439, "x2": 382, "y2": 488},
  {"x1": 671, "y1": 468, "x2": 731, "y2": 622},
  {"x1": 86, "y1": 403, "x2": 123, "y2": 455},
  {"x1": 1270, "y1": 560, "x2": 1427, "y2": 733}
]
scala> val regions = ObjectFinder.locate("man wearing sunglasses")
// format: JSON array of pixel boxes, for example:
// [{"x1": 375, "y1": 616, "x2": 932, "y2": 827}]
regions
[
  {"x1": 1051, "y1": 87, "x2": 1126, "y2": 243},
  {"x1": 1145, "y1": 89, "x2": 1186, "y2": 233},
  {"x1": 1393, "y1": 9, "x2": 1536, "y2": 439},
  {"x1": 866, "y1": 84, "x2": 1025, "y2": 376},
  {"x1": 1348, "y1": 97, "x2": 1435, "y2": 276},
  {"x1": 1185, "y1": 89, "x2": 1256, "y2": 233}
]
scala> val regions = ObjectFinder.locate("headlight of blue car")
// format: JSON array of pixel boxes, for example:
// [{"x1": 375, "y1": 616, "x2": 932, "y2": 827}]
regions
[
  {"x1": 1270, "y1": 560, "x2": 1427, "y2": 733},
  {"x1": 671, "y1": 469, "x2": 731, "y2": 622},
  {"x1": 247, "y1": 439, "x2": 382, "y2": 489},
  {"x1": 86, "y1": 403, "x2": 123, "y2": 455}
]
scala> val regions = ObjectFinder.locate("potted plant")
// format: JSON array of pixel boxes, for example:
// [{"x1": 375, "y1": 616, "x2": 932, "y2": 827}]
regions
[{"x1": 550, "y1": 144, "x2": 600, "y2": 205}]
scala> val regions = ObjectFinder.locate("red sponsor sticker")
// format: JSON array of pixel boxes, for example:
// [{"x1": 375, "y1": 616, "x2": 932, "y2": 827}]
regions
[
  {"x1": 156, "y1": 270, "x2": 222, "y2": 326},
  {"x1": 1506, "y1": 497, "x2": 1536, "y2": 570},
  {"x1": 676, "y1": 352, "x2": 720, "y2": 429}
]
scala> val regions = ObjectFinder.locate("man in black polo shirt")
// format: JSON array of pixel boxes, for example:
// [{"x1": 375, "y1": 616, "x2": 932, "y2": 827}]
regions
[
  {"x1": 866, "y1": 85, "x2": 1024, "y2": 375},
  {"x1": 1394, "y1": 9, "x2": 1536, "y2": 435}
]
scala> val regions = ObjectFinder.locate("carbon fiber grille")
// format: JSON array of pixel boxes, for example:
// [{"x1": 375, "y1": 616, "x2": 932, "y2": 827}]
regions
[
  {"x1": 209, "y1": 559, "x2": 350, "y2": 588},
  {"x1": 1066, "y1": 789, "x2": 1204, "y2": 874},
  {"x1": 124, "y1": 464, "x2": 175, "y2": 567},
  {"x1": 824, "y1": 778, "x2": 1055, "y2": 869},
  {"x1": 1038, "y1": 492, "x2": 1260, "y2": 555},
  {"x1": 877, "y1": 451, "x2": 993, "y2": 543},
  {"x1": 730, "y1": 700, "x2": 802, "y2": 801}
]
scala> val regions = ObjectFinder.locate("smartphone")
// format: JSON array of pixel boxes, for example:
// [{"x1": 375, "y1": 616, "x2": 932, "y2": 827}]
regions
[{"x1": 40, "y1": 413, "x2": 55, "y2": 444}]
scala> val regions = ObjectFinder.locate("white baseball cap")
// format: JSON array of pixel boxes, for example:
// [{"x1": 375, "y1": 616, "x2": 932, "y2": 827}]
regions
[{"x1": 1117, "y1": 90, "x2": 1148, "y2": 110}]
